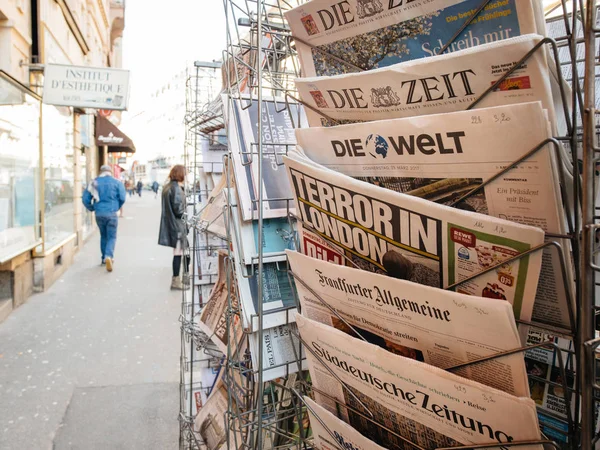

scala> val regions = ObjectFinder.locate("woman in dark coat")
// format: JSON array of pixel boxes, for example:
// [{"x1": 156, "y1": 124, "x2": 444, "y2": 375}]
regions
[{"x1": 159, "y1": 165, "x2": 188, "y2": 290}]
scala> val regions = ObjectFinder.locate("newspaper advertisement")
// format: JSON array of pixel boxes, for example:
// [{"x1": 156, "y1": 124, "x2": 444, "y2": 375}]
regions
[
  {"x1": 225, "y1": 95, "x2": 308, "y2": 221},
  {"x1": 294, "y1": 34, "x2": 560, "y2": 135},
  {"x1": 295, "y1": 101, "x2": 573, "y2": 329},
  {"x1": 197, "y1": 251, "x2": 243, "y2": 355},
  {"x1": 286, "y1": 0, "x2": 539, "y2": 78},
  {"x1": 248, "y1": 323, "x2": 308, "y2": 382},
  {"x1": 283, "y1": 150, "x2": 545, "y2": 323},
  {"x1": 297, "y1": 314, "x2": 542, "y2": 450},
  {"x1": 229, "y1": 189, "x2": 295, "y2": 265},
  {"x1": 305, "y1": 396, "x2": 386, "y2": 450},
  {"x1": 287, "y1": 250, "x2": 530, "y2": 397}
]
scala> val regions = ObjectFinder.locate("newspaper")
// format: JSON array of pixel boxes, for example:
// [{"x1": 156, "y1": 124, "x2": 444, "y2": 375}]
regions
[
  {"x1": 194, "y1": 384, "x2": 237, "y2": 450},
  {"x1": 197, "y1": 251, "x2": 243, "y2": 355},
  {"x1": 248, "y1": 323, "x2": 308, "y2": 382},
  {"x1": 294, "y1": 101, "x2": 573, "y2": 329},
  {"x1": 294, "y1": 34, "x2": 561, "y2": 136},
  {"x1": 287, "y1": 249, "x2": 529, "y2": 397},
  {"x1": 225, "y1": 95, "x2": 308, "y2": 221},
  {"x1": 297, "y1": 314, "x2": 542, "y2": 450},
  {"x1": 305, "y1": 396, "x2": 386, "y2": 450},
  {"x1": 199, "y1": 168, "x2": 228, "y2": 239},
  {"x1": 283, "y1": 150, "x2": 544, "y2": 323},
  {"x1": 183, "y1": 363, "x2": 222, "y2": 417},
  {"x1": 286, "y1": 0, "x2": 540, "y2": 78}
]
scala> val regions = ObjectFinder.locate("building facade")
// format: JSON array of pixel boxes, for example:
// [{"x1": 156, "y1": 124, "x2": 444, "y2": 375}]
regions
[{"x1": 0, "y1": 0, "x2": 126, "y2": 321}]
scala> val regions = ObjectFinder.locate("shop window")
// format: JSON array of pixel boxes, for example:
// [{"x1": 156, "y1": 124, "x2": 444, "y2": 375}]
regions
[
  {"x1": 42, "y1": 104, "x2": 75, "y2": 249},
  {"x1": 0, "y1": 73, "x2": 42, "y2": 262}
]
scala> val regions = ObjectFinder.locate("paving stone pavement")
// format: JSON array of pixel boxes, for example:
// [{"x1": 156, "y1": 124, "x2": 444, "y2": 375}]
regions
[{"x1": 0, "y1": 193, "x2": 182, "y2": 450}]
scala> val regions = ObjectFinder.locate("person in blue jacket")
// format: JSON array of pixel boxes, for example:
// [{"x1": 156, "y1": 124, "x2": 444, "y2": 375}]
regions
[{"x1": 82, "y1": 165, "x2": 126, "y2": 272}]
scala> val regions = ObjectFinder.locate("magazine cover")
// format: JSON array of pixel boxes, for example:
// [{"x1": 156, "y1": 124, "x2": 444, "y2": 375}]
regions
[{"x1": 284, "y1": 150, "x2": 545, "y2": 323}]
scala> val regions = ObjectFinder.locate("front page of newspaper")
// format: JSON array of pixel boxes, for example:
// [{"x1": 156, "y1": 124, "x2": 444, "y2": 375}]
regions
[
  {"x1": 199, "y1": 167, "x2": 228, "y2": 239},
  {"x1": 194, "y1": 384, "x2": 242, "y2": 450},
  {"x1": 295, "y1": 34, "x2": 559, "y2": 134},
  {"x1": 197, "y1": 251, "x2": 243, "y2": 355},
  {"x1": 287, "y1": 250, "x2": 529, "y2": 397},
  {"x1": 297, "y1": 314, "x2": 542, "y2": 450},
  {"x1": 283, "y1": 150, "x2": 545, "y2": 323},
  {"x1": 286, "y1": 0, "x2": 539, "y2": 78},
  {"x1": 305, "y1": 396, "x2": 387, "y2": 450},
  {"x1": 294, "y1": 101, "x2": 573, "y2": 329}
]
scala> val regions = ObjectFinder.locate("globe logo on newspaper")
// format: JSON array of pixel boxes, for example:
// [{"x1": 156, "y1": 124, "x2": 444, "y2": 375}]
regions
[{"x1": 365, "y1": 134, "x2": 388, "y2": 159}]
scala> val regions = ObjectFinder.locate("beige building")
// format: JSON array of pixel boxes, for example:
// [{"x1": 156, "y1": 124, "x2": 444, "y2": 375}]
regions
[{"x1": 0, "y1": 0, "x2": 126, "y2": 321}]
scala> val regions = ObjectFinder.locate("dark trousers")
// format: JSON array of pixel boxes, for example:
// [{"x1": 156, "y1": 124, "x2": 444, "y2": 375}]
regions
[{"x1": 96, "y1": 214, "x2": 118, "y2": 260}]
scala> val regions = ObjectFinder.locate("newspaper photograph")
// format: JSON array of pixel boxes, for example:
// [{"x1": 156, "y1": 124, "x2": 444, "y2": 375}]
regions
[
  {"x1": 295, "y1": 34, "x2": 560, "y2": 134},
  {"x1": 225, "y1": 95, "x2": 308, "y2": 221},
  {"x1": 305, "y1": 396, "x2": 386, "y2": 450},
  {"x1": 297, "y1": 314, "x2": 542, "y2": 450},
  {"x1": 193, "y1": 384, "x2": 236, "y2": 450},
  {"x1": 295, "y1": 101, "x2": 573, "y2": 329},
  {"x1": 287, "y1": 250, "x2": 530, "y2": 397},
  {"x1": 283, "y1": 150, "x2": 545, "y2": 323},
  {"x1": 248, "y1": 323, "x2": 308, "y2": 382},
  {"x1": 197, "y1": 251, "x2": 243, "y2": 355},
  {"x1": 286, "y1": 0, "x2": 540, "y2": 78}
]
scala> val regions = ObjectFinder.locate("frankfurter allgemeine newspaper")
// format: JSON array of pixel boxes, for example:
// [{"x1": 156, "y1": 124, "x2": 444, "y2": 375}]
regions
[
  {"x1": 283, "y1": 150, "x2": 544, "y2": 323},
  {"x1": 305, "y1": 396, "x2": 387, "y2": 450},
  {"x1": 294, "y1": 35, "x2": 560, "y2": 134},
  {"x1": 285, "y1": 0, "x2": 541, "y2": 77},
  {"x1": 297, "y1": 314, "x2": 542, "y2": 450},
  {"x1": 295, "y1": 101, "x2": 573, "y2": 329},
  {"x1": 287, "y1": 249, "x2": 529, "y2": 397}
]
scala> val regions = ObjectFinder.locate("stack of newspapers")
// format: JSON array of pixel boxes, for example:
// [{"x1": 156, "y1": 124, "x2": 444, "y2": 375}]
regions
[{"x1": 281, "y1": 0, "x2": 575, "y2": 448}]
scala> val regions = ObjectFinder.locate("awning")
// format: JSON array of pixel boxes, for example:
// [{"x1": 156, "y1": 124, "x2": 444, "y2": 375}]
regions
[{"x1": 95, "y1": 116, "x2": 136, "y2": 153}]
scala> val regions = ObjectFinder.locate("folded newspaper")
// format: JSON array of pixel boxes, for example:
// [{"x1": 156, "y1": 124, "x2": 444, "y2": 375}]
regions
[
  {"x1": 286, "y1": 0, "x2": 542, "y2": 77},
  {"x1": 283, "y1": 150, "x2": 544, "y2": 323},
  {"x1": 199, "y1": 165, "x2": 229, "y2": 239},
  {"x1": 197, "y1": 251, "x2": 243, "y2": 355},
  {"x1": 295, "y1": 34, "x2": 561, "y2": 135},
  {"x1": 194, "y1": 384, "x2": 241, "y2": 449},
  {"x1": 287, "y1": 249, "x2": 530, "y2": 397},
  {"x1": 305, "y1": 396, "x2": 386, "y2": 450},
  {"x1": 297, "y1": 314, "x2": 542, "y2": 450},
  {"x1": 295, "y1": 101, "x2": 573, "y2": 329}
]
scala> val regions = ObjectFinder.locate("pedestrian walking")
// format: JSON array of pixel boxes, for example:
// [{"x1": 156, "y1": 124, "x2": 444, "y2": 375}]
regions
[
  {"x1": 136, "y1": 180, "x2": 143, "y2": 197},
  {"x1": 158, "y1": 165, "x2": 189, "y2": 290},
  {"x1": 152, "y1": 180, "x2": 160, "y2": 198},
  {"x1": 126, "y1": 179, "x2": 134, "y2": 197},
  {"x1": 82, "y1": 164, "x2": 126, "y2": 272}
]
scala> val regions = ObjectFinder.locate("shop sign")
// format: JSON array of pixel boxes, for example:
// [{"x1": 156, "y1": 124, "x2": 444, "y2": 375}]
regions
[{"x1": 43, "y1": 64, "x2": 130, "y2": 110}]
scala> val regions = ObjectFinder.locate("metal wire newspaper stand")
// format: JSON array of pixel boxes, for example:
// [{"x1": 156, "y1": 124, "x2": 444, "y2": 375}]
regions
[{"x1": 178, "y1": 0, "x2": 600, "y2": 449}]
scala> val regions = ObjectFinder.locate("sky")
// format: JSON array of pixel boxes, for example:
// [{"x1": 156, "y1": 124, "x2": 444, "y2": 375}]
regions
[{"x1": 122, "y1": 0, "x2": 226, "y2": 112}]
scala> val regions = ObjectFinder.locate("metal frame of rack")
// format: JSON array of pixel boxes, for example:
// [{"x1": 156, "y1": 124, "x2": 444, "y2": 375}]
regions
[{"x1": 180, "y1": 0, "x2": 600, "y2": 449}]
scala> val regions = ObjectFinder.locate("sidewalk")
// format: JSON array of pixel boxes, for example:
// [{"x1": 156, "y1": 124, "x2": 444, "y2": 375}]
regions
[{"x1": 0, "y1": 193, "x2": 181, "y2": 450}]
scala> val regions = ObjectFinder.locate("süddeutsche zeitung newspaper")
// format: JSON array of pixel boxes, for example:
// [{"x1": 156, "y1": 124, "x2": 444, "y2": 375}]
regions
[
  {"x1": 295, "y1": 101, "x2": 573, "y2": 329},
  {"x1": 283, "y1": 150, "x2": 545, "y2": 323},
  {"x1": 297, "y1": 314, "x2": 542, "y2": 450},
  {"x1": 287, "y1": 250, "x2": 529, "y2": 397},
  {"x1": 285, "y1": 0, "x2": 540, "y2": 77}
]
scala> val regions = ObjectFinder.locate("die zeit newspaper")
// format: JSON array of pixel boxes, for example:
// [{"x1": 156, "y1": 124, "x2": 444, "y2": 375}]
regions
[
  {"x1": 294, "y1": 34, "x2": 560, "y2": 136},
  {"x1": 297, "y1": 315, "x2": 543, "y2": 450},
  {"x1": 285, "y1": 0, "x2": 541, "y2": 78},
  {"x1": 294, "y1": 101, "x2": 573, "y2": 330},
  {"x1": 287, "y1": 250, "x2": 530, "y2": 397},
  {"x1": 283, "y1": 150, "x2": 544, "y2": 323},
  {"x1": 305, "y1": 396, "x2": 387, "y2": 450}
]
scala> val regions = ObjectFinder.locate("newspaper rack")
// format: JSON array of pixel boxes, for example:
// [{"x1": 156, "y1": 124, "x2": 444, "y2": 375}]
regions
[{"x1": 178, "y1": 1, "x2": 600, "y2": 449}]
